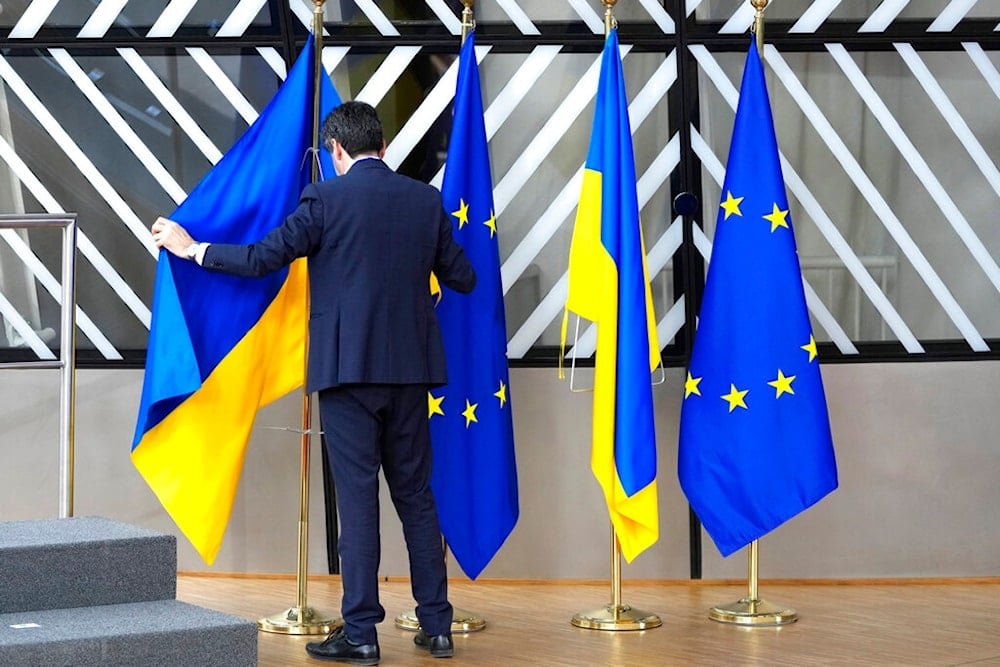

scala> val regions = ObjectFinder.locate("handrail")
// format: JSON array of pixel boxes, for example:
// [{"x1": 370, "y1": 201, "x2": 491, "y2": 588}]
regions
[{"x1": 0, "y1": 213, "x2": 78, "y2": 518}]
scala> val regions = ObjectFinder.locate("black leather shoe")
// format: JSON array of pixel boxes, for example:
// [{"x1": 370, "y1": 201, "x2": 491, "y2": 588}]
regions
[
  {"x1": 306, "y1": 627, "x2": 380, "y2": 665},
  {"x1": 414, "y1": 629, "x2": 454, "y2": 658}
]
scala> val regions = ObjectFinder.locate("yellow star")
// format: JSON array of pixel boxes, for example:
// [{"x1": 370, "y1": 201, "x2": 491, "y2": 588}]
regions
[
  {"x1": 767, "y1": 369, "x2": 796, "y2": 398},
  {"x1": 721, "y1": 383, "x2": 749, "y2": 412},
  {"x1": 452, "y1": 198, "x2": 469, "y2": 228},
  {"x1": 461, "y1": 399, "x2": 479, "y2": 428},
  {"x1": 684, "y1": 372, "x2": 702, "y2": 398},
  {"x1": 427, "y1": 392, "x2": 445, "y2": 418},
  {"x1": 720, "y1": 191, "x2": 744, "y2": 220},
  {"x1": 494, "y1": 380, "x2": 507, "y2": 408},
  {"x1": 763, "y1": 203, "x2": 790, "y2": 232},
  {"x1": 483, "y1": 210, "x2": 497, "y2": 238},
  {"x1": 801, "y1": 335, "x2": 819, "y2": 362}
]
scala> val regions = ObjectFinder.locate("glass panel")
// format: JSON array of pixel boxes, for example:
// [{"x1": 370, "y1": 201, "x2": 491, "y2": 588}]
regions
[
  {"x1": 695, "y1": 0, "x2": 993, "y2": 22},
  {"x1": 329, "y1": 47, "x2": 676, "y2": 356},
  {"x1": 481, "y1": 51, "x2": 675, "y2": 352},
  {"x1": 697, "y1": 46, "x2": 1000, "y2": 345},
  {"x1": 174, "y1": 2, "x2": 274, "y2": 32},
  {"x1": 0, "y1": 47, "x2": 289, "y2": 352},
  {"x1": 0, "y1": 1, "x2": 275, "y2": 33},
  {"x1": 473, "y1": 0, "x2": 659, "y2": 24},
  {"x1": 0, "y1": 224, "x2": 61, "y2": 354}
]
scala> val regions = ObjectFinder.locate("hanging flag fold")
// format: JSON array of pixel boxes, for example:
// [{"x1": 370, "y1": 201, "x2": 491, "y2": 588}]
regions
[
  {"x1": 563, "y1": 28, "x2": 660, "y2": 563},
  {"x1": 678, "y1": 41, "x2": 838, "y2": 558},
  {"x1": 132, "y1": 35, "x2": 341, "y2": 564},
  {"x1": 430, "y1": 32, "x2": 519, "y2": 580}
]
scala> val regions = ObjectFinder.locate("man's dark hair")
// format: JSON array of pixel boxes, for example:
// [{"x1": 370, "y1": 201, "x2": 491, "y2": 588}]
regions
[{"x1": 321, "y1": 101, "x2": 384, "y2": 156}]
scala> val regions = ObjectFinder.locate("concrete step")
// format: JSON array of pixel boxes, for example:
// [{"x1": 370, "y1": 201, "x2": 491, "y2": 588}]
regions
[
  {"x1": 0, "y1": 516, "x2": 176, "y2": 613},
  {"x1": 0, "y1": 599, "x2": 256, "y2": 667}
]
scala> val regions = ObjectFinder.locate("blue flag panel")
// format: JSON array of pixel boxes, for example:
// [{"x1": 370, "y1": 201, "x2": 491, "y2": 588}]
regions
[
  {"x1": 430, "y1": 33, "x2": 519, "y2": 580},
  {"x1": 678, "y1": 42, "x2": 838, "y2": 557}
]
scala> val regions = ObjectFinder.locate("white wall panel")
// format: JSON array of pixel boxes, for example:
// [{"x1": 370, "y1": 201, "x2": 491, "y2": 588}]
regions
[{"x1": 2, "y1": 364, "x2": 998, "y2": 579}]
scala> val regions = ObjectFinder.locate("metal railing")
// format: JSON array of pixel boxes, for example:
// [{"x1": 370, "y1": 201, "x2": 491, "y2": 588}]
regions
[{"x1": 0, "y1": 214, "x2": 78, "y2": 517}]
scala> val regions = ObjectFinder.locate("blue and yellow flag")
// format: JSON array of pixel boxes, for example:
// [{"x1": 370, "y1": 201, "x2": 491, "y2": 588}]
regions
[
  {"x1": 430, "y1": 32, "x2": 519, "y2": 580},
  {"x1": 563, "y1": 29, "x2": 660, "y2": 563},
  {"x1": 678, "y1": 42, "x2": 838, "y2": 557},
  {"x1": 132, "y1": 35, "x2": 340, "y2": 564}
]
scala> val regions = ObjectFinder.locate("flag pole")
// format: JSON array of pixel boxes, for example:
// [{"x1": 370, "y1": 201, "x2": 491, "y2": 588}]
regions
[
  {"x1": 752, "y1": 0, "x2": 767, "y2": 55},
  {"x1": 571, "y1": 0, "x2": 661, "y2": 631},
  {"x1": 707, "y1": 2, "x2": 796, "y2": 626},
  {"x1": 394, "y1": 0, "x2": 488, "y2": 635},
  {"x1": 258, "y1": 0, "x2": 338, "y2": 636}
]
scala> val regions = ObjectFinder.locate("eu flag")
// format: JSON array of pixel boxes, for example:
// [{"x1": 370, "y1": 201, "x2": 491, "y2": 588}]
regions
[
  {"x1": 678, "y1": 42, "x2": 838, "y2": 557},
  {"x1": 132, "y1": 35, "x2": 340, "y2": 564},
  {"x1": 563, "y1": 29, "x2": 660, "y2": 563},
  {"x1": 430, "y1": 32, "x2": 519, "y2": 580}
]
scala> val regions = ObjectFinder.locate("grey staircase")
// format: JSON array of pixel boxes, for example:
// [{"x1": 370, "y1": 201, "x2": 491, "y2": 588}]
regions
[{"x1": 0, "y1": 516, "x2": 256, "y2": 666}]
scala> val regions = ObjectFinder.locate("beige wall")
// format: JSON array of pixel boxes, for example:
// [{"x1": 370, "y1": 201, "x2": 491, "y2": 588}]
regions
[{"x1": 2, "y1": 362, "x2": 998, "y2": 580}]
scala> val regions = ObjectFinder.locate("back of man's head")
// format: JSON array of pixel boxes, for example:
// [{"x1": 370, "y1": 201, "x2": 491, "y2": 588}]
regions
[{"x1": 322, "y1": 101, "x2": 384, "y2": 157}]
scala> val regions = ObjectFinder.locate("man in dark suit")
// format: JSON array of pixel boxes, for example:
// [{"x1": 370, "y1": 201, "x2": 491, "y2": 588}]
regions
[{"x1": 152, "y1": 101, "x2": 475, "y2": 664}]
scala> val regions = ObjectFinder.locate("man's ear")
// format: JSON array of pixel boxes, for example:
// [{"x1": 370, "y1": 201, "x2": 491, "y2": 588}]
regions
[
  {"x1": 378, "y1": 140, "x2": 387, "y2": 159},
  {"x1": 327, "y1": 139, "x2": 339, "y2": 158}
]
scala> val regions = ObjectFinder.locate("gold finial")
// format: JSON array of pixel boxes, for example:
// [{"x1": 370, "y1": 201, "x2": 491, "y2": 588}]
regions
[
  {"x1": 603, "y1": 0, "x2": 618, "y2": 37},
  {"x1": 750, "y1": 0, "x2": 769, "y2": 55},
  {"x1": 461, "y1": 0, "x2": 476, "y2": 44}
]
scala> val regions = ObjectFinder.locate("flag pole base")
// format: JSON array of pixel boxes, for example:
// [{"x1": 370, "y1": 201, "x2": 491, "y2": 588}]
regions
[
  {"x1": 258, "y1": 606, "x2": 341, "y2": 635},
  {"x1": 394, "y1": 607, "x2": 486, "y2": 633},
  {"x1": 571, "y1": 604, "x2": 662, "y2": 631},
  {"x1": 708, "y1": 598, "x2": 797, "y2": 626}
]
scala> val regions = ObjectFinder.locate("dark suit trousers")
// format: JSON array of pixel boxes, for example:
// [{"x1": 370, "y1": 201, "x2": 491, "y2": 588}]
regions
[{"x1": 318, "y1": 384, "x2": 453, "y2": 644}]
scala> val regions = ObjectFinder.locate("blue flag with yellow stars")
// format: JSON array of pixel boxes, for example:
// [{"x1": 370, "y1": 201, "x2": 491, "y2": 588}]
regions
[
  {"x1": 429, "y1": 31, "x2": 519, "y2": 580},
  {"x1": 678, "y1": 41, "x2": 838, "y2": 558}
]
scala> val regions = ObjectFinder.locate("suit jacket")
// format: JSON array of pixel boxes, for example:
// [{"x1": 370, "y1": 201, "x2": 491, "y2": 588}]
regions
[{"x1": 202, "y1": 158, "x2": 476, "y2": 393}]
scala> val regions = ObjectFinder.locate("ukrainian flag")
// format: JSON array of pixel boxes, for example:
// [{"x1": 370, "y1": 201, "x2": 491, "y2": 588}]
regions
[
  {"x1": 132, "y1": 35, "x2": 340, "y2": 564},
  {"x1": 564, "y1": 29, "x2": 660, "y2": 563}
]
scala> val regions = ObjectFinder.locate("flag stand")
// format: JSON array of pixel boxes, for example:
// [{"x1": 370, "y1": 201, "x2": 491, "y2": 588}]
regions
[
  {"x1": 394, "y1": 3, "x2": 488, "y2": 635},
  {"x1": 258, "y1": 0, "x2": 338, "y2": 636},
  {"x1": 704, "y1": 0, "x2": 794, "y2": 629},
  {"x1": 571, "y1": 527, "x2": 661, "y2": 631},
  {"x1": 256, "y1": 425, "x2": 338, "y2": 635},
  {"x1": 708, "y1": 540, "x2": 796, "y2": 626}
]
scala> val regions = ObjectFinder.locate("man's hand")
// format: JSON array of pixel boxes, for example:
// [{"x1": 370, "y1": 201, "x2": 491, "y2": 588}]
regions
[{"x1": 151, "y1": 216, "x2": 196, "y2": 258}]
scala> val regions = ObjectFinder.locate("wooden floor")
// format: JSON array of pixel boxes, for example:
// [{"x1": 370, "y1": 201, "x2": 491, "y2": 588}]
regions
[{"x1": 176, "y1": 574, "x2": 1000, "y2": 666}]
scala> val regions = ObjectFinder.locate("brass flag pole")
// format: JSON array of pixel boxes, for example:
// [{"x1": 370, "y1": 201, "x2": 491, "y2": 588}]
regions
[
  {"x1": 258, "y1": 0, "x2": 338, "y2": 636},
  {"x1": 394, "y1": 0, "x2": 487, "y2": 635},
  {"x1": 571, "y1": 0, "x2": 661, "y2": 631},
  {"x1": 707, "y1": 0, "x2": 797, "y2": 627}
]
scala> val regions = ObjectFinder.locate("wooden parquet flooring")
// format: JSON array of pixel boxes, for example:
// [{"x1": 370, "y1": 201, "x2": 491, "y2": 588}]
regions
[{"x1": 176, "y1": 574, "x2": 1000, "y2": 666}]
